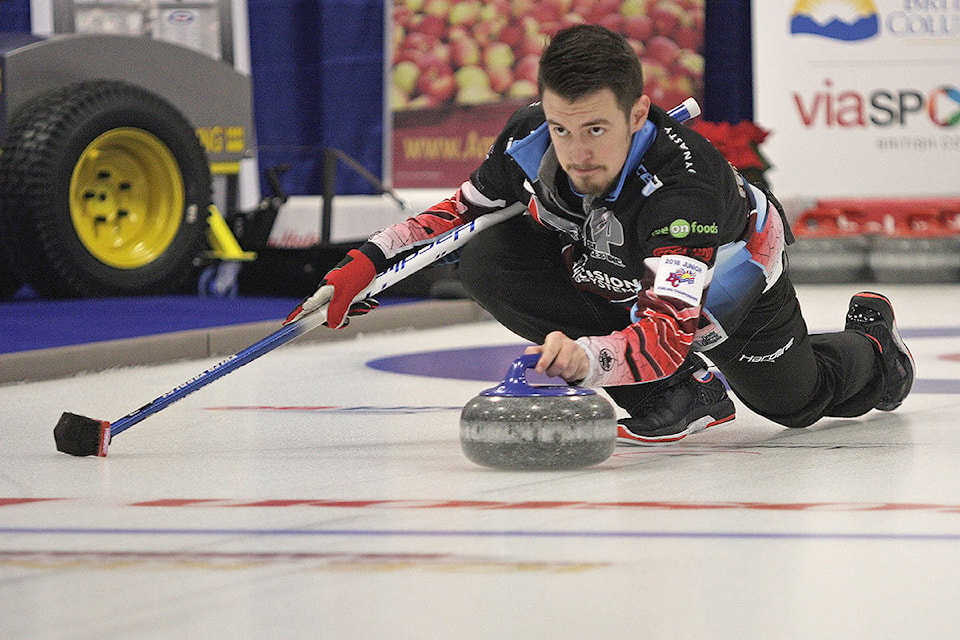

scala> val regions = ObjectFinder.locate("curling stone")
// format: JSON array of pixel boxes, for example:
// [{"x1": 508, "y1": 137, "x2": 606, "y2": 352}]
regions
[{"x1": 460, "y1": 354, "x2": 617, "y2": 470}]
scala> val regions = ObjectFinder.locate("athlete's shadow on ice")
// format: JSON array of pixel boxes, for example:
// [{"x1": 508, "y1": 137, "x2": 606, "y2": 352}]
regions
[{"x1": 760, "y1": 410, "x2": 913, "y2": 449}]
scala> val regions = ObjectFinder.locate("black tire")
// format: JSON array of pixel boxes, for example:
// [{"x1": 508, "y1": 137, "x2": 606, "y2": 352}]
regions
[{"x1": 0, "y1": 80, "x2": 211, "y2": 297}]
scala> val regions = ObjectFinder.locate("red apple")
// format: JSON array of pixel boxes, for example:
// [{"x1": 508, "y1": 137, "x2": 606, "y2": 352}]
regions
[
  {"x1": 514, "y1": 53, "x2": 540, "y2": 85},
  {"x1": 531, "y1": 3, "x2": 559, "y2": 25},
  {"x1": 449, "y1": 0, "x2": 481, "y2": 26},
  {"x1": 488, "y1": 65, "x2": 515, "y2": 94},
  {"x1": 392, "y1": 60, "x2": 421, "y2": 96},
  {"x1": 571, "y1": 0, "x2": 593, "y2": 17},
  {"x1": 423, "y1": 0, "x2": 449, "y2": 18},
  {"x1": 588, "y1": 0, "x2": 621, "y2": 22},
  {"x1": 641, "y1": 59, "x2": 669, "y2": 85},
  {"x1": 626, "y1": 38, "x2": 644, "y2": 58},
  {"x1": 455, "y1": 64, "x2": 490, "y2": 88},
  {"x1": 418, "y1": 65, "x2": 457, "y2": 103},
  {"x1": 537, "y1": 0, "x2": 570, "y2": 21},
  {"x1": 471, "y1": 17, "x2": 504, "y2": 46},
  {"x1": 390, "y1": 84, "x2": 411, "y2": 110},
  {"x1": 597, "y1": 13, "x2": 625, "y2": 33},
  {"x1": 538, "y1": 21, "x2": 561, "y2": 38},
  {"x1": 419, "y1": 45, "x2": 452, "y2": 75},
  {"x1": 517, "y1": 31, "x2": 546, "y2": 57},
  {"x1": 498, "y1": 23, "x2": 524, "y2": 48},
  {"x1": 450, "y1": 36, "x2": 482, "y2": 67},
  {"x1": 646, "y1": 35, "x2": 680, "y2": 67},
  {"x1": 511, "y1": 0, "x2": 536, "y2": 18},
  {"x1": 675, "y1": 50, "x2": 704, "y2": 78},
  {"x1": 407, "y1": 94, "x2": 438, "y2": 109},
  {"x1": 393, "y1": 5, "x2": 412, "y2": 28},
  {"x1": 619, "y1": 0, "x2": 649, "y2": 18},
  {"x1": 394, "y1": 44, "x2": 425, "y2": 67},
  {"x1": 507, "y1": 79, "x2": 538, "y2": 100},
  {"x1": 479, "y1": 0, "x2": 510, "y2": 21},
  {"x1": 650, "y1": 2, "x2": 684, "y2": 37},
  {"x1": 484, "y1": 41, "x2": 515, "y2": 70},
  {"x1": 455, "y1": 65, "x2": 498, "y2": 104},
  {"x1": 402, "y1": 31, "x2": 435, "y2": 55},
  {"x1": 418, "y1": 14, "x2": 445, "y2": 38},
  {"x1": 673, "y1": 22, "x2": 702, "y2": 51},
  {"x1": 623, "y1": 15, "x2": 653, "y2": 42},
  {"x1": 557, "y1": 12, "x2": 586, "y2": 32}
]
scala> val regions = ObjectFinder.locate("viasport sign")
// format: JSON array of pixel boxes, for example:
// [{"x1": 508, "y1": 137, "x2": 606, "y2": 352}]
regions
[{"x1": 793, "y1": 79, "x2": 960, "y2": 128}]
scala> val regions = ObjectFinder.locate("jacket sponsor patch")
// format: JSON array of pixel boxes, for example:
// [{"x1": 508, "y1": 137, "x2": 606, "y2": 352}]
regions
[{"x1": 652, "y1": 254, "x2": 707, "y2": 306}]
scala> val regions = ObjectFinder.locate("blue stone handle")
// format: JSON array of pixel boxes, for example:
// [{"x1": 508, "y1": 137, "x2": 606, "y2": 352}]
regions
[{"x1": 480, "y1": 353, "x2": 595, "y2": 397}]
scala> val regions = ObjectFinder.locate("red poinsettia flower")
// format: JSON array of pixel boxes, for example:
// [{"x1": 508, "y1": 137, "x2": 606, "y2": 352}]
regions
[{"x1": 692, "y1": 120, "x2": 772, "y2": 172}]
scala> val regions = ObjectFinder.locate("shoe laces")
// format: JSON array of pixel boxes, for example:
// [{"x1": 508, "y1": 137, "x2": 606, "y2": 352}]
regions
[{"x1": 847, "y1": 304, "x2": 883, "y2": 325}]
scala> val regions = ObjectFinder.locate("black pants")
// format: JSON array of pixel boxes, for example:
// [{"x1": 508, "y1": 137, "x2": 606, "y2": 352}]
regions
[{"x1": 457, "y1": 215, "x2": 882, "y2": 428}]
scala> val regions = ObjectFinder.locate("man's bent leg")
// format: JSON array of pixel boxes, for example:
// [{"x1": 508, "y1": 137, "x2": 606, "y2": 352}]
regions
[
  {"x1": 710, "y1": 277, "x2": 882, "y2": 428},
  {"x1": 457, "y1": 215, "x2": 630, "y2": 342}
]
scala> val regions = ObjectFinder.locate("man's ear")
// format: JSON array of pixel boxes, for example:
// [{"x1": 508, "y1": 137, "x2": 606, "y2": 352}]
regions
[{"x1": 631, "y1": 95, "x2": 651, "y2": 133}]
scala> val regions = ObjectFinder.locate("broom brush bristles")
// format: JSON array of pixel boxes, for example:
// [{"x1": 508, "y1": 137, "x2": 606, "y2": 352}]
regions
[{"x1": 54, "y1": 412, "x2": 111, "y2": 457}]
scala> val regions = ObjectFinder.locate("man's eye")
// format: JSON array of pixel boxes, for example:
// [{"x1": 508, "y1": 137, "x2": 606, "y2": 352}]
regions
[
  {"x1": 552, "y1": 126, "x2": 569, "y2": 137},
  {"x1": 589, "y1": 126, "x2": 606, "y2": 136}
]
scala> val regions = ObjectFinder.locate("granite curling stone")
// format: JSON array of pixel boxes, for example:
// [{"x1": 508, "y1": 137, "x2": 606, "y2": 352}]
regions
[{"x1": 460, "y1": 354, "x2": 617, "y2": 470}]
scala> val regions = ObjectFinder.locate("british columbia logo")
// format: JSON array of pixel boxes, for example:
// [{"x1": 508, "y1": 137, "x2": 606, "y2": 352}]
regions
[{"x1": 790, "y1": 0, "x2": 880, "y2": 41}]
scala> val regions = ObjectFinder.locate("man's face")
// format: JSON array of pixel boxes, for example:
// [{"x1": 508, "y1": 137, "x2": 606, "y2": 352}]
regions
[{"x1": 541, "y1": 88, "x2": 650, "y2": 196}]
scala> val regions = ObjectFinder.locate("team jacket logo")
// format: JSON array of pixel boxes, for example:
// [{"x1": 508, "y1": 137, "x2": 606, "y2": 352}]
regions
[
  {"x1": 586, "y1": 208, "x2": 625, "y2": 267},
  {"x1": 636, "y1": 162, "x2": 663, "y2": 196},
  {"x1": 570, "y1": 257, "x2": 641, "y2": 296},
  {"x1": 598, "y1": 349, "x2": 615, "y2": 372}
]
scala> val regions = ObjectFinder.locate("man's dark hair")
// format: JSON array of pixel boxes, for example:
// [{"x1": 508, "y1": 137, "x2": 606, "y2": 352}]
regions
[{"x1": 538, "y1": 24, "x2": 644, "y2": 115}]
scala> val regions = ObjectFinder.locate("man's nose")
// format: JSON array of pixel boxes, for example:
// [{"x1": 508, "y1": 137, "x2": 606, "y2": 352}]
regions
[{"x1": 569, "y1": 137, "x2": 593, "y2": 163}]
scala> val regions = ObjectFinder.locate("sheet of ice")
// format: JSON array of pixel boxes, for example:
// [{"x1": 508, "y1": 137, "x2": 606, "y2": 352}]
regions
[{"x1": 2, "y1": 284, "x2": 959, "y2": 639}]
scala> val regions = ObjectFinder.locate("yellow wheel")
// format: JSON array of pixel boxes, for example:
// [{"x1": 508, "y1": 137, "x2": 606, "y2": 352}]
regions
[
  {"x1": 0, "y1": 80, "x2": 210, "y2": 297},
  {"x1": 70, "y1": 128, "x2": 185, "y2": 270}
]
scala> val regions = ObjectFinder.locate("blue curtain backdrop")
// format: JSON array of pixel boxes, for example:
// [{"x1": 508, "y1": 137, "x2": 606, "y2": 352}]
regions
[
  {"x1": 0, "y1": 1, "x2": 29, "y2": 32},
  {"x1": 704, "y1": 0, "x2": 754, "y2": 123},
  {"x1": 246, "y1": 0, "x2": 384, "y2": 196},
  {"x1": 0, "y1": 0, "x2": 752, "y2": 195}
]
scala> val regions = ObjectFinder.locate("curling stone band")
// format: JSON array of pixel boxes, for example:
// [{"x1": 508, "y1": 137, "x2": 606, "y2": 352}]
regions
[{"x1": 460, "y1": 354, "x2": 617, "y2": 470}]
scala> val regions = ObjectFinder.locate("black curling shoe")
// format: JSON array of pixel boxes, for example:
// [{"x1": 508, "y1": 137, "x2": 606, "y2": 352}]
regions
[
  {"x1": 617, "y1": 370, "x2": 735, "y2": 445},
  {"x1": 844, "y1": 291, "x2": 915, "y2": 411}
]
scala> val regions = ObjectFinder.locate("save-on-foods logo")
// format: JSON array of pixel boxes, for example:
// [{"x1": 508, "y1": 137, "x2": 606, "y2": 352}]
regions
[{"x1": 790, "y1": 0, "x2": 880, "y2": 41}]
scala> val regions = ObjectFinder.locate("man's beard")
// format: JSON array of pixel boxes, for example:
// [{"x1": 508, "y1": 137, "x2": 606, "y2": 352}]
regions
[{"x1": 569, "y1": 171, "x2": 615, "y2": 197}]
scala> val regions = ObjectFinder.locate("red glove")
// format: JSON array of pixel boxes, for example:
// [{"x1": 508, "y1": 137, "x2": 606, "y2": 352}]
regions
[{"x1": 284, "y1": 249, "x2": 378, "y2": 328}]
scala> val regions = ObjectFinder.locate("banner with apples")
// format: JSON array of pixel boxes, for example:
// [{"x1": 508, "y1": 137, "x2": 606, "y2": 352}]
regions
[
  {"x1": 752, "y1": 1, "x2": 960, "y2": 198},
  {"x1": 390, "y1": 0, "x2": 705, "y2": 188}
]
